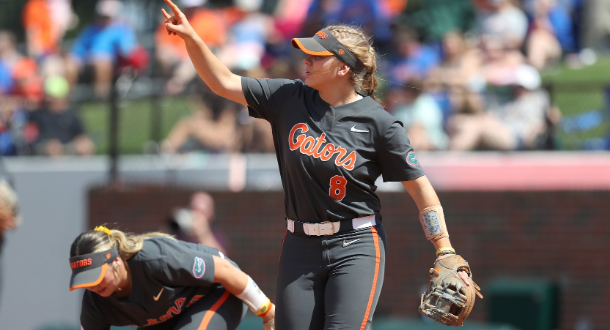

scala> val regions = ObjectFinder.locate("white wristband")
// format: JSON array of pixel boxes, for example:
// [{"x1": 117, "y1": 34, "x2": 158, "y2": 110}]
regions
[{"x1": 236, "y1": 276, "x2": 271, "y2": 316}]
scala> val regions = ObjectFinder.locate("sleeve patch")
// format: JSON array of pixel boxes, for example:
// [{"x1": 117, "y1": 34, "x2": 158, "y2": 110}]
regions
[
  {"x1": 192, "y1": 256, "x2": 206, "y2": 278},
  {"x1": 407, "y1": 151, "x2": 420, "y2": 166},
  {"x1": 421, "y1": 211, "x2": 442, "y2": 238}
]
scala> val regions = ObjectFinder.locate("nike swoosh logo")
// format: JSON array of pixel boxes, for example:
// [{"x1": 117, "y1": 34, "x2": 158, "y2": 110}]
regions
[
  {"x1": 343, "y1": 239, "x2": 360, "y2": 247},
  {"x1": 153, "y1": 288, "x2": 164, "y2": 301},
  {"x1": 350, "y1": 125, "x2": 369, "y2": 133}
]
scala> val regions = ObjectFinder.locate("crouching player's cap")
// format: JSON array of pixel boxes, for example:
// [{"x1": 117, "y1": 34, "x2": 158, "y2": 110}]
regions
[
  {"x1": 69, "y1": 247, "x2": 118, "y2": 291},
  {"x1": 291, "y1": 28, "x2": 365, "y2": 74}
]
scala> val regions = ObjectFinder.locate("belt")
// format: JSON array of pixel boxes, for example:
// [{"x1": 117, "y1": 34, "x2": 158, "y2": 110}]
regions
[{"x1": 286, "y1": 215, "x2": 376, "y2": 236}]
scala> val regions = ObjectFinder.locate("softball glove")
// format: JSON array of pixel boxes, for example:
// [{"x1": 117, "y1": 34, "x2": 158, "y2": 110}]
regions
[{"x1": 418, "y1": 254, "x2": 483, "y2": 326}]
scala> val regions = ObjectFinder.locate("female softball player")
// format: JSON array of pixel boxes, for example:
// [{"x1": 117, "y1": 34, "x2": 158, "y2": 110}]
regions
[
  {"x1": 69, "y1": 226, "x2": 275, "y2": 330},
  {"x1": 160, "y1": 0, "x2": 473, "y2": 328}
]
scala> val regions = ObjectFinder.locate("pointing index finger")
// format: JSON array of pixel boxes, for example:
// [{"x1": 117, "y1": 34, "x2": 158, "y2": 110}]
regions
[
  {"x1": 163, "y1": 0, "x2": 183, "y2": 17},
  {"x1": 161, "y1": 8, "x2": 171, "y2": 20}
]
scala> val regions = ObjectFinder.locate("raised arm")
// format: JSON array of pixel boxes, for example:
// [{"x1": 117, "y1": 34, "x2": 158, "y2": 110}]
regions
[{"x1": 161, "y1": 0, "x2": 247, "y2": 105}]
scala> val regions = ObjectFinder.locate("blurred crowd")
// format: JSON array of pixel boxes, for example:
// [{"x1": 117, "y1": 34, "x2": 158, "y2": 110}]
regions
[{"x1": 0, "y1": 0, "x2": 607, "y2": 156}]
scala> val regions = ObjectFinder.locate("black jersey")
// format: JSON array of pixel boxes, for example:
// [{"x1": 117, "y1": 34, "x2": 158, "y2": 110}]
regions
[
  {"x1": 242, "y1": 77, "x2": 424, "y2": 223},
  {"x1": 80, "y1": 238, "x2": 226, "y2": 330}
]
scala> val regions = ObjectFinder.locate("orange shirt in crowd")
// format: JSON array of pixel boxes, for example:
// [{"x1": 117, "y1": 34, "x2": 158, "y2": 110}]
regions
[
  {"x1": 383, "y1": 0, "x2": 409, "y2": 17},
  {"x1": 11, "y1": 58, "x2": 43, "y2": 103},
  {"x1": 22, "y1": 0, "x2": 60, "y2": 55},
  {"x1": 156, "y1": 6, "x2": 243, "y2": 59}
]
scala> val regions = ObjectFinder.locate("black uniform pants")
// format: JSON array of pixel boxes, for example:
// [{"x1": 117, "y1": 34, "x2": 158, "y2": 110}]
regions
[{"x1": 276, "y1": 224, "x2": 387, "y2": 330}]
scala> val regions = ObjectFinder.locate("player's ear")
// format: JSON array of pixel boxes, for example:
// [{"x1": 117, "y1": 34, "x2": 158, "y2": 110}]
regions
[{"x1": 337, "y1": 63, "x2": 351, "y2": 77}]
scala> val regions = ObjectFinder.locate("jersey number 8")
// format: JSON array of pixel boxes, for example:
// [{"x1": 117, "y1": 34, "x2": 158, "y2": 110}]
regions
[{"x1": 329, "y1": 175, "x2": 347, "y2": 201}]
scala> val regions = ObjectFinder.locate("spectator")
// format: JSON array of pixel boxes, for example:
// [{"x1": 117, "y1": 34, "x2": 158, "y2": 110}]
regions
[
  {"x1": 0, "y1": 31, "x2": 23, "y2": 77},
  {"x1": 0, "y1": 55, "x2": 13, "y2": 95},
  {"x1": 161, "y1": 94, "x2": 241, "y2": 154},
  {"x1": 66, "y1": 0, "x2": 138, "y2": 99},
  {"x1": 389, "y1": 81, "x2": 449, "y2": 151},
  {"x1": 0, "y1": 30, "x2": 44, "y2": 110},
  {"x1": 386, "y1": 25, "x2": 441, "y2": 84},
  {"x1": 474, "y1": 0, "x2": 529, "y2": 51},
  {"x1": 398, "y1": 0, "x2": 476, "y2": 45},
  {"x1": 0, "y1": 97, "x2": 28, "y2": 156},
  {"x1": 426, "y1": 30, "x2": 484, "y2": 120},
  {"x1": 0, "y1": 31, "x2": 33, "y2": 156},
  {"x1": 27, "y1": 75, "x2": 95, "y2": 156},
  {"x1": 302, "y1": 0, "x2": 392, "y2": 45},
  {"x1": 155, "y1": 0, "x2": 242, "y2": 95},
  {"x1": 580, "y1": 0, "x2": 610, "y2": 51},
  {"x1": 427, "y1": 30, "x2": 482, "y2": 91},
  {"x1": 240, "y1": 115, "x2": 275, "y2": 153},
  {"x1": 218, "y1": 0, "x2": 275, "y2": 71},
  {"x1": 10, "y1": 57, "x2": 44, "y2": 111},
  {"x1": 22, "y1": 0, "x2": 77, "y2": 59},
  {"x1": 273, "y1": 0, "x2": 315, "y2": 40},
  {"x1": 479, "y1": 34, "x2": 526, "y2": 87},
  {"x1": 168, "y1": 192, "x2": 229, "y2": 255},
  {"x1": 382, "y1": 0, "x2": 410, "y2": 18},
  {"x1": 524, "y1": 0, "x2": 574, "y2": 70},
  {"x1": 447, "y1": 65, "x2": 552, "y2": 150}
]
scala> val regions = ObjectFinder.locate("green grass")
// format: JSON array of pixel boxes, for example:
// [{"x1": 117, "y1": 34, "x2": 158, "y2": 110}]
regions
[
  {"x1": 542, "y1": 56, "x2": 610, "y2": 82},
  {"x1": 541, "y1": 55, "x2": 610, "y2": 150},
  {"x1": 78, "y1": 95, "x2": 192, "y2": 155}
]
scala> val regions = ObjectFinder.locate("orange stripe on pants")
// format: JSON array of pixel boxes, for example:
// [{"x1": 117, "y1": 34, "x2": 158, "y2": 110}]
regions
[
  {"x1": 359, "y1": 227, "x2": 380, "y2": 330},
  {"x1": 197, "y1": 291, "x2": 231, "y2": 330}
]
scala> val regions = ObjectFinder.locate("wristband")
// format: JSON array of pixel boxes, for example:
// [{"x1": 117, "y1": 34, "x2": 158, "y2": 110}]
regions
[
  {"x1": 436, "y1": 247, "x2": 456, "y2": 257},
  {"x1": 419, "y1": 205, "x2": 449, "y2": 242},
  {"x1": 236, "y1": 276, "x2": 270, "y2": 317},
  {"x1": 256, "y1": 300, "x2": 273, "y2": 318}
]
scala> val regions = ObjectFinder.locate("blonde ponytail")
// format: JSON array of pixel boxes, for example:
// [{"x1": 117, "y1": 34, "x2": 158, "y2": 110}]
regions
[
  {"x1": 70, "y1": 226, "x2": 175, "y2": 261},
  {"x1": 326, "y1": 25, "x2": 380, "y2": 103}
]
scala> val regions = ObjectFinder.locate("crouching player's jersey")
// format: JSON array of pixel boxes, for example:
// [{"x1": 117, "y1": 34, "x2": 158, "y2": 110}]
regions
[{"x1": 80, "y1": 237, "x2": 229, "y2": 329}]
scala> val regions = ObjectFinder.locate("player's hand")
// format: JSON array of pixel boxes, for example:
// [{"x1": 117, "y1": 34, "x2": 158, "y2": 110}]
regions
[
  {"x1": 262, "y1": 319, "x2": 274, "y2": 330},
  {"x1": 161, "y1": 0, "x2": 195, "y2": 39},
  {"x1": 437, "y1": 253, "x2": 470, "y2": 286},
  {"x1": 261, "y1": 303, "x2": 275, "y2": 330}
]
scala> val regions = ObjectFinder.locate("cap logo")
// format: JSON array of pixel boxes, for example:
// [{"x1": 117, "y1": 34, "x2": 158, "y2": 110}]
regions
[
  {"x1": 338, "y1": 49, "x2": 345, "y2": 55},
  {"x1": 407, "y1": 151, "x2": 419, "y2": 166},
  {"x1": 71, "y1": 258, "x2": 92, "y2": 269},
  {"x1": 316, "y1": 30, "x2": 328, "y2": 39},
  {"x1": 192, "y1": 256, "x2": 205, "y2": 278},
  {"x1": 106, "y1": 253, "x2": 111, "y2": 259}
]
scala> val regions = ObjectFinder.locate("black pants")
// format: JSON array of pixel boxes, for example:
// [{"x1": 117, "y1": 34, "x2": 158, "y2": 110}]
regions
[{"x1": 276, "y1": 224, "x2": 387, "y2": 330}]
